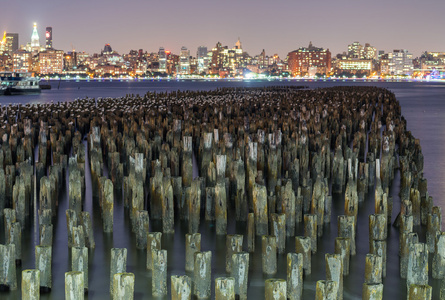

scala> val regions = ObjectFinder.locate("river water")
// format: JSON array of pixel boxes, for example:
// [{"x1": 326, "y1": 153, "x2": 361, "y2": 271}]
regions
[{"x1": 0, "y1": 80, "x2": 444, "y2": 299}]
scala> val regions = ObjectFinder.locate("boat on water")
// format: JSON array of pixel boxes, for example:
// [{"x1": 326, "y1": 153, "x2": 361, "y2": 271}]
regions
[{"x1": 0, "y1": 72, "x2": 41, "y2": 95}]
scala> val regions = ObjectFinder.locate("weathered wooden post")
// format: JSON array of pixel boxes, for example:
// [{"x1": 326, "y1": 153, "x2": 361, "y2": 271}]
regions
[
  {"x1": 364, "y1": 254, "x2": 382, "y2": 285},
  {"x1": 35, "y1": 245, "x2": 51, "y2": 290},
  {"x1": 408, "y1": 284, "x2": 432, "y2": 300},
  {"x1": 295, "y1": 236, "x2": 311, "y2": 275},
  {"x1": 65, "y1": 271, "x2": 84, "y2": 300},
  {"x1": 8, "y1": 221, "x2": 21, "y2": 262},
  {"x1": 80, "y1": 211, "x2": 95, "y2": 248},
  {"x1": 103, "y1": 179, "x2": 114, "y2": 232},
  {"x1": 338, "y1": 215, "x2": 356, "y2": 255},
  {"x1": 271, "y1": 213, "x2": 286, "y2": 254},
  {"x1": 231, "y1": 252, "x2": 249, "y2": 300},
  {"x1": 22, "y1": 269, "x2": 40, "y2": 300},
  {"x1": 370, "y1": 240, "x2": 387, "y2": 278},
  {"x1": 304, "y1": 214, "x2": 317, "y2": 254},
  {"x1": 407, "y1": 243, "x2": 428, "y2": 292},
  {"x1": 215, "y1": 181, "x2": 227, "y2": 235},
  {"x1": 194, "y1": 251, "x2": 212, "y2": 299},
  {"x1": 215, "y1": 277, "x2": 235, "y2": 300},
  {"x1": 0, "y1": 244, "x2": 17, "y2": 290},
  {"x1": 188, "y1": 179, "x2": 202, "y2": 233},
  {"x1": 253, "y1": 183, "x2": 268, "y2": 236},
  {"x1": 110, "y1": 248, "x2": 127, "y2": 294},
  {"x1": 66, "y1": 209, "x2": 78, "y2": 248},
  {"x1": 147, "y1": 232, "x2": 162, "y2": 270},
  {"x1": 400, "y1": 232, "x2": 419, "y2": 279},
  {"x1": 135, "y1": 210, "x2": 149, "y2": 249},
  {"x1": 152, "y1": 249, "x2": 168, "y2": 297},
  {"x1": 72, "y1": 246, "x2": 88, "y2": 291},
  {"x1": 185, "y1": 233, "x2": 201, "y2": 272},
  {"x1": 287, "y1": 253, "x2": 303, "y2": 300},
  {"x1": 262, "y1": 235, "x2": 277, "y2": 275},
  {"x1": 315, "y1": 280, "x2": 338, "y2": 300},
  {"x1": 427, "y1": 206, "x2": 442, "y2": 253},
  {"x1": 171, "y1": 275, "x2": 192, "y2": 300},
  {"x1": 265, "y1": 278, "x2": 287, "y2": 300},
  {"x1": 72, "y1": 225, "x2": 85, "y2": 248},
  {"x1": 247, "y1": 213, "x2": 255, "y2": 252},
  {"x1": 362, "y1": 283, "x2": 383, "y2": 300},
  {"x1": 226, "y1": 234, "x2": 243, "y2": 273},
  {"x1": 335, "y1": 237, "x2": 350, "y2": 276},
  {"x1": 433, "y1": 232, "x2": 445, "y2": 279},
  {"x1": 325, "y1": 253, "x2": 343, "y2": 300},
  {"x1": 112, "y1": 272, "x2": 134, "y2": 300},
  {"x1": 40, "y1": 224, "x2": 53, "y2": 247}
]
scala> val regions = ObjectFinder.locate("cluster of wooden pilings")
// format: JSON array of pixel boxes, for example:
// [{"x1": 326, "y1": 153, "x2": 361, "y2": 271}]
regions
[{"x1": 0, "y1": 86, "x2": 442, "y2": 299}]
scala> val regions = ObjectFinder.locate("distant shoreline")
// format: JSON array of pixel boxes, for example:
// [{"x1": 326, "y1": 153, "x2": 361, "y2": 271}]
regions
[{"x1": 41, "y1": 77, "x2": 445, "y2": 83}]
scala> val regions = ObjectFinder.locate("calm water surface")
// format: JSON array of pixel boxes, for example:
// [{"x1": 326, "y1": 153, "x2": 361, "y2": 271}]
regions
[{"x1": 1, "y1": 80, "x2": 444, "y2": 299}]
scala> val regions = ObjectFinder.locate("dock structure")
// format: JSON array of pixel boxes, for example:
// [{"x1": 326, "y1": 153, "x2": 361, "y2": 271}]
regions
[{"x1": 0, "y1": 86, "x2": 440, "y2": 298}]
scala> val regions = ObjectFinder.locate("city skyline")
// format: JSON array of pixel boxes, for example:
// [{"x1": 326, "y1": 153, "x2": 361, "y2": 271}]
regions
[{"x1": 1, "y1": 0, "x2": 445, "y2": 57}]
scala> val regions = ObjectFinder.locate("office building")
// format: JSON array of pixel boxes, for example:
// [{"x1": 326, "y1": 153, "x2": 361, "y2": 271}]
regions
[
  {"x1": 363, "y1": 43, "x2": 377, "y2": 60},
  {"x1": 39, "y1": 49, "x2": 64, "y2": 74},
  {"x1": 196, "y1": 46, "x2": 208, "y2": 74},
  {"x1": 45, "y1": 27, "x2": 52, "y2": 49},
  {"x1": 287, "y1": 42, "x2": 331, "y2": 76},
  {"x1": 13, "y1": 50, "x2": 32, "y2": 72},
  {"x1": 388, "y1": 49, "x2": 413, "y2": 75},
  {"x1": 158, "y1": 47, "x2": 166, "y2": 72},
  {"x1": 178, "y1": 46, "x2": 190, "y2": 75},
  {"x1": 348, "y1": 41, "x2": 363, "y2": 59}
]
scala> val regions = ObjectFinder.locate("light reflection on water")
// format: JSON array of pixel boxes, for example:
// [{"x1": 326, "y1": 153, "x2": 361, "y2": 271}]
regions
[{"x1": 0, "y1": 81, "x2": 444, "y2": 299}]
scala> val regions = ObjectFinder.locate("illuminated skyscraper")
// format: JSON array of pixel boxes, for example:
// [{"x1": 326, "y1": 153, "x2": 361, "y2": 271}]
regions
[
  {"x1": 45, "y1": 27, "x2": 52, "y2": 49},
  {"x1": 348, "y1": 41, "x2": 363, "y2": 59},
  {"x1": 178, "y1": 46, "x2": 190, "y2": 75},
  {"x1": 31, "y1": 23, "x2": 40, "y2": 51},
  {"x1": 0, "y1": 32, "x2": 6, "y2": 54},
  {"x1": 158, "y1": 47, "x2": 166, "y2": 72},
  {"x1": 363, "y1": 43, "x2": 377, "y2": 60},
  {"x1": 196, "y1": 46, "x2": 208, "y2": 74}
]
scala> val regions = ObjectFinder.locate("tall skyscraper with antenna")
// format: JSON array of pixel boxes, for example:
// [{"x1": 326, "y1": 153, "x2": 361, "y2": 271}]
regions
[{"x1": 31, "y1": 23, "x2": 40, "y2": 51}]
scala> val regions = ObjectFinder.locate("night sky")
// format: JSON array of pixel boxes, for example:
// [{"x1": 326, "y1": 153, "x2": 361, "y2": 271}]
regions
[{"x1": 2, "y1": 0, "x2": 444, "y2": 58}]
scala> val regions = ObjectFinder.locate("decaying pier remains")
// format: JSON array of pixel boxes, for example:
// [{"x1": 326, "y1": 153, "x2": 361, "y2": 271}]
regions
[{"x1": 0, "y1": 86, "x2": 440, "y2": 299}]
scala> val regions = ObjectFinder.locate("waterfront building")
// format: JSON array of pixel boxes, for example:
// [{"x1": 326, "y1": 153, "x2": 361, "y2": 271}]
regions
[
  {"x1": 335, "y1": 58, "x2": 373, "y2": 76},
  {"x1": 418, "y1": 51, "x2": 445, "y2": 76},
  {"x1": 348, "y1": 41, "x2": 363, "y2": 59},
  {"x1": 39, "y1": 49, "x2": 64, "y2": 74},
  {"x1": 211, "y1": 42, "x2": 226, "y2": 74},
  {"x1": 258, "y1": 49, "x2": 267, "y2": 69},
  {"x1": 196, "y1": 46, "x2": 209, "y2": 74},
  {"x1": 31, "y1": 23, "x2": 40, "y2": 52},
  {"x1": 158, "y1": 47, "x2": 167, "y2": 73},
  {"x1": 45, "y1": 27, "x2": 52, "y2": 49},
  {"x1": 287, "y1": 42, "x2": 331, "y2": 76},
  {"x1": 379, "y1": 53, "x2": 390, "y2": 75},
  {"x1": 363, "y1": 43, "x2": 377, "y2": 60},
  {"x1": 388, "y1": 49, "x2": 413, "y2": 76},
  {"x1": 12, "y1": 49, "x2": 32, "y2": 72},
  {"x1": 63, "y1": 51, "x2": 77, "y2": 70},
  {"x1": 178, "y1": 46, "x2": 190, "y2": 75}
]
